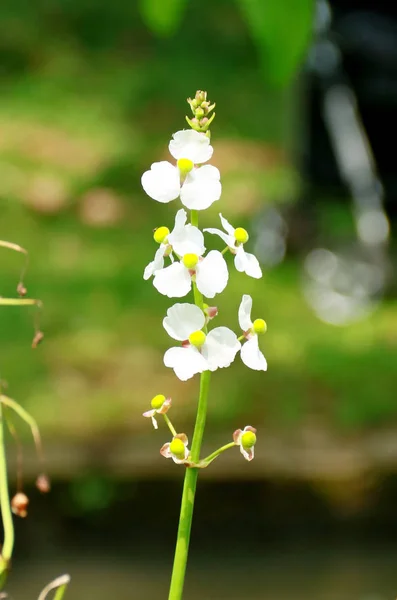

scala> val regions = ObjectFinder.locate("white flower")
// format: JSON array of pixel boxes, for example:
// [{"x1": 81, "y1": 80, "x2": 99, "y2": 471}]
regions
[
  {"x1": 238, "y1": 295, "x2": 267, "y2": 371},
  {"x1": 142, "y1": 394, "x2": 172, "y2": 430},
  {"x1": 141, "y1": 130, "x2": 221, "y2": 210},
  {"x1": 204, "y1": 214, "x2": 262, "y2": 279},
  {"x1": 163, "y1": 303, "x2": 241, "y2": 381},
  {"x1": 144, "y1": 209, "x2": 205, "y2": 280},
  {"x1": 153, "y1": 250, "x2": 228, "y2": 299},
  {"x1": 233, "y1": 426, "x2": 257, "y2": 461},
  {"x1": 160, "y1": 433, "x2": 189, "y2": 464}
]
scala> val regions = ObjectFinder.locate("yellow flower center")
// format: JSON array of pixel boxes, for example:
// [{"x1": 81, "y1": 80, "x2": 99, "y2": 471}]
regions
[
  {"x1": 177, "y1": 158, "x2": 194, "y2": 175},
  {"x1": 183, "y1": 253, "x2": 199, "y2": 269},
  {"x1": 253, "y1": 318, "x2": 267, "y2": 334},
  {"x1": 151, "y1": 394, "x2": 166, "y2": 410},
  {"x1": 241, "y1": 431, "x2": 257, "y2": 449},
  {"x1": 234, "y1": 227, "x2": 249, "y2": 244},
  {"x1": 188, "y1": 330, "x2": 206, "y2": 348},
  {"x1": 153, "y1": 227, "x2": 170, "y2": 244},
  {"x1": 170, "y1": 438, "x2": 186, "y2": 459}
]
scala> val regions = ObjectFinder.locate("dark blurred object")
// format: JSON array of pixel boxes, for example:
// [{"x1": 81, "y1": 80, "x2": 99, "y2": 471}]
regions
[{"x1": 306, "y1": 0, "x2": 397, "y2": 215}]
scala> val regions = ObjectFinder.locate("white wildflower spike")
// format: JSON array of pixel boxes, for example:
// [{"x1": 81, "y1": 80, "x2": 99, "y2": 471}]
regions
[
  {"x1": 160, "y1": 433, "x2": 190, "y2": 464},
  {"x1": 204, "y1": 213, "x2": 262, "y2": 279},
  {"x1": 144, "y1": 209, "x2": 205, "y2": 280},
  {"x1": 238, "y1": 295, "x2": 267, "y2": 371},
  {"x1": 141, "y1": 130, "x2": 221, "y2": 210},
  {"x1": 163, "y1": 303, "x2": 241, "y2": 381},
  {"x1": 153, "y1": 249, "x2": 228, "y2": 299},
  {"x1": 142, "y1": 394, "x2": 172, "y2": 430},
  {"x1": 233, "y1": 426, "x2": 257, "y2": 461}
]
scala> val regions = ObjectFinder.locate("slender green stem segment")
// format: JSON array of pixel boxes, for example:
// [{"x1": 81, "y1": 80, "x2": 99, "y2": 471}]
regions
[
  {"x1": 0, "y1": 298, "x2": 39, "y2": 306},
  {"x1": 38, "y1": 574, "x2": 71, "y2": 600},
  {"x1": 199, "y1": 442, "x2": 236, "y2": 467},
  {"x1": 164, "y1": 414, "x2": 177, "y2": 437},
  {"x1": 168, "y1": 208, "x2": 211, "y2": 600},
  {"x1": 0, "y1": 402, "x2": 14, "y2": 588}
]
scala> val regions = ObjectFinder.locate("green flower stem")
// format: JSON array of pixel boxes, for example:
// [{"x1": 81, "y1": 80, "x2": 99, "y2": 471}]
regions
[
  {"x1": 168, "y1": 370, "x2": 211, "y2": 600},
  {"x1": 38, "y1": 574, "x2": 71, "y2": 600},
  {"x1": 0, "y1": 402, "x2": 14, "y2": 588},
  {"x1": 163, "y1": 414, "x2": 177, "y2": 437},
  {"x1": 0, "y1": 395, "x2": 44, "y2": 463},
  {"x1": 0, "y1": 298, "x2": 39, "y2": 306},
  {"x1": 199, "y1": 442, "x2": 236, "y2": 467},
  {"x1": 168, "y1": 207, "x2": 211, "y2": 600},
  {"x1": 221, "y1": 246, "x2": 229, "y2": 255}
]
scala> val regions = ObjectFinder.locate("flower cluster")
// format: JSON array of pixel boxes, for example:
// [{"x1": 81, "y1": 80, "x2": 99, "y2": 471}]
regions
[{"x1": 141, "y1": 91, "x2": 267, "y2": 464}]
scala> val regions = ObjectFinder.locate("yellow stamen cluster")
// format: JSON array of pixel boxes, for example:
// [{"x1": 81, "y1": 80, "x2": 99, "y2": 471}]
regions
[
  {"x1": 189, "y1": 330, "x2": 206, "y2": 348},
  {"x1": 151, "y1": 394, "x2": 166, "y2": 410},
  {"x1": 170, "y1": 438, "x2": 186, "y2": 459},
  {"x1": 182, "y1": 253, "x2": 199, "y2": 269},
  {"x1": 153, "y1": 227, "x2": 170, "y2": 244},
  {"x1": 253, "y1": 319, "x2": 267, "y2": 334},
  {"x1": 177, "y1": 158, "x2": 194, "y2": 175},
  {"x1": 234, "y1": 227, "x2": 249, "y2": 244},
  {"x1": 241, "y1": 431, "x2": 256, "y2": 449}
]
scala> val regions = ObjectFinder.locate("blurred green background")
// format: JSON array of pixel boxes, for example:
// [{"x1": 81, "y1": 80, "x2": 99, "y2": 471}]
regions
[{"x1": 0, "y1": 0, "x2": 397, "y2": 598}]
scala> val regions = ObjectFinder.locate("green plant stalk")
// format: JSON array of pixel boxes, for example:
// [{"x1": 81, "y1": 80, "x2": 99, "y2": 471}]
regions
[
  {"x1": 0, "y1": 402, "x2": 14, "y2": 588},
  {"x1": 167, "y1": 370, "x2": 211, "y2": 600},
  {"x1": 167, "y1": 207, "x2": 211, "y2": 600},
  {"x1": 199, "y1": 442, "x2": 236, "y2": 467}
]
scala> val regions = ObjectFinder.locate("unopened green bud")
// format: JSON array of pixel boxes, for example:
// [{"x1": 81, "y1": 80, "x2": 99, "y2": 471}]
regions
[
  {"x1": 189, "y1": 330, "x2": 206, "y2": 347},
  {"x1": 170, "y1": 438, "x2": 186, "y2": 459},
  {"x1": 151, "y1": 394, "x2": 166, "y2": 410},
  {"x1": 153, "y1": 227, "x2": 169, "y2": 244},
  {"x1": 253, "y1": 319, "x2": 267, "y2": 334},
  {"x1": 241, "y1": 431, "x2": 256, "y2": 449}
]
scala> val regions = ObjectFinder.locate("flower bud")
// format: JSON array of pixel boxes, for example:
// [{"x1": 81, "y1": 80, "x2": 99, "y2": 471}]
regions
[
  {"x1": 17, "y1": 282, "x2": 27, "y2": 297},
  {"x1": 183, "y1": 253, "x2": 199, "y2": 269},
  {"x1": 11, "y1": 492, "x2": 29, "y2": 518},
  {"x1": 241, "y1": 430, "x2": 257, "y2": 449},
  {"x1": 169, "y1": 438, "x2": 186, "y2": 459},
  {"x1": 153, "y1": 226, "x2": 169, "y2": 244},
  {"x1": 234, "y1": 227, "x2": 249, "y2": 244},
  {"x1": 32, "y1": 330, "x2": 44, "y2": 349},
  {"x1": 151, "y1": 394, "x2": 166, "y2": 410},
  {"x1": 36, "y1": 473, "x2": 51, "y2": 493},
  {"x1": 253, "y1": 319, "x2": 267, "y2": 334},
  {"x1": 188, "y1": 330, "x2": 206, "y2": 348}
]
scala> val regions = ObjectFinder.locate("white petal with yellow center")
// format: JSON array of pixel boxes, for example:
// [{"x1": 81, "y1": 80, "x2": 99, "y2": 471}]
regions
[
  {"x1": 180, "y1": 165, "x2": 221, "y2": 210},
  {"x1": 234, "y1": 246, "x2": 262, "y2": 279},
  {"x1": 163, "y1": 303, "x2": 205, "y2": 341},
  {"x1": 241, "y1": 336, "x2": 267, "y2": 371},
  {"x1": 141, "y1": 161, "x2": 181, "y2": 203},
  {"x1": 196, "y1": 250, "x2": 228, "y2": 298},
  {"x1": 153, "y1": 262, "x2": 191, "y2": 298},
  {"x1": 238, "y1": 294, "x2": 253, "y2": 331},
  {"x1": 169, "y1": 130, "x2": 213, "y2": 164}
]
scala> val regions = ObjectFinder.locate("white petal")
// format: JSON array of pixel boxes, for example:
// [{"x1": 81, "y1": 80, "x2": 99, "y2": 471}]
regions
[
  {"x1": 204, "y1": 227, "x2": 235, "y2": 248},
  {"x1": 153, "y1": 262, "x2": 191, "y2": 298},
  {"x1": 196, "y1": 251, "x2": 228, "y2": 298},
  {"x1": 164, "y1": 346, "x2": 208, "y2": 381},
  {"x1": 171, "y1": 208, "x2": 187, "y2": 233},
  {"x1": 169, "y1": 130, "x2": 213, "y2": 164},
  {"x1": 163, "y1": 303, "x2": 205, "y2": 340},
  {"x1": 238, "y1": 294, "x2": 253, "y2": 331},
  {"x1": 169, "y1": 224, "x2": 205, "y2": 256},
  {"x1": 143, "y1": 245, "x2": 166, "y2": 280},
  {"x1": 141, "y1": 161, "x2": 181, "y2": 203},
  {"x1": 203, "y1": 327, "x2": 241, "y2": 371},
  {"x1": 180, "y1": 165, "x2": 221, "y2": 211},
  {"x1": 240, "y1": 336, "x2": 267, "y2": 371},
  {"x1": 235, "y1": 247, "x2": 262, "y2": 279},
  {"x1": 219, "y1": 213, "x2": 235, "y2": 236}
]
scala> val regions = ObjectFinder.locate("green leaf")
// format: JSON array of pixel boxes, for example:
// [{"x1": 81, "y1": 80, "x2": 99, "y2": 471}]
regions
[
  {"x1": 237, "y1": 0, "x2": 314, "y2": 87},
  {"x1": 139, "y1": 0, "x2": 187, "y2": 37}
]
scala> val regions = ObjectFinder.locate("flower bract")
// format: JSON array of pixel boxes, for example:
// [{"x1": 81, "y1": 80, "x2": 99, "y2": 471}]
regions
[
  {"x1": 204, "y1": 214, "x2": 262, "y2": 279},
  {"x1": 163, "y1": 303, "x2": 241, "y2": 381}
]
